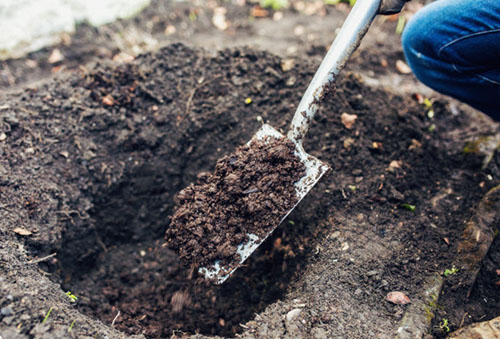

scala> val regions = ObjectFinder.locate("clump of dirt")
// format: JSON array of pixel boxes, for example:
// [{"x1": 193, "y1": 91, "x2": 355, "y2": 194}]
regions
[{"x1": 167, "y1": 136, "x2": 305, "y2": 272}]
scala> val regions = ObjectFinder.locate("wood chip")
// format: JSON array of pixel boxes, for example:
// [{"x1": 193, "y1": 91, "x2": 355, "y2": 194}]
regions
[{"x1": 13, "y1": 227, "x2": 32, "y2": 236}]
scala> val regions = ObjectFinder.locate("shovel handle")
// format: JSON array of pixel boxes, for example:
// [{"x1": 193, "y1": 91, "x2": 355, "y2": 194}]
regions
[{"x1": 288, "y1": 0, "x2": 382, "y2": 146}]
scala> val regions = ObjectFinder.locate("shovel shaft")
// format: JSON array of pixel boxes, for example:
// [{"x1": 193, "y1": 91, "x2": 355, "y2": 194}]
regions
[{"x1": 288, "y1": 0, "x2": 381, "y2": 146}]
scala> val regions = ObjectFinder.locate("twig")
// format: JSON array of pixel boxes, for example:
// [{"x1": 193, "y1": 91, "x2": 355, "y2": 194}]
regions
[
  {"x1": 28, "y1": 253, "x2": 56, "y2": 264},
  {"x1": 111, "y1": 310, "x2": 120, "y2": 327}
]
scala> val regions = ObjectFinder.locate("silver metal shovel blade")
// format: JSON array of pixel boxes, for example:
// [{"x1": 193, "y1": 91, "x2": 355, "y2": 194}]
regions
[{"x1": 198, "y1": 124, "x2": 330, "y2": 284}]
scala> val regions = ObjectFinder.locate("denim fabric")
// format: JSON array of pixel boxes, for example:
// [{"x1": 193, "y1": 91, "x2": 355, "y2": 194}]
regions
[{"x1": 402, "y1": 0, "x2": 500, "y2": 120}]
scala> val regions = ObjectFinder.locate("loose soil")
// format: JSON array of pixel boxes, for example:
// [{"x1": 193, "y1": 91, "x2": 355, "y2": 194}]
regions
[
  {"x1": 0, "y1": 3, "x2": 499, "y2": 337},
  {"x1": 167, "y1": 136, "x2": 305, "y2": 273}
]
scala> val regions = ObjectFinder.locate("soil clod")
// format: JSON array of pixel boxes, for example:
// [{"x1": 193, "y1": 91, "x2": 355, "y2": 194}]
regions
[{"x1": 166, "y1": 136, "x2": 306, "y2": 272}]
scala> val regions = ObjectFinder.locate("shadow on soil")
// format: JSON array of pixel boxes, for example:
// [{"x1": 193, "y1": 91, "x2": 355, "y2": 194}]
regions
[{"x1": 55, "y1": 156, "x2": 328, "y2": 337}]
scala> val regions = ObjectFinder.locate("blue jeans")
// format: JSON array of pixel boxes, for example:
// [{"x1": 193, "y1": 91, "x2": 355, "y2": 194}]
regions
[{"x1": 402, "y1": 0, "x2": 500, "y2": 120}]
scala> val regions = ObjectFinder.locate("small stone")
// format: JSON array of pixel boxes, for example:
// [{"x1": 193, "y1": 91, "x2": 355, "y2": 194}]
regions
[
  {"x1": 286, "y1": 308, "x2": 302, "y2": 322},
  {"x1": 48, "y1": 48, "x2": 64, "y2": 64},
  {"x1": 0, "y1": 132, "x2": 6, "y2": 141},
  {"x1": 387, "y1": 291, "x2": 411, "y2": 305},
  {"x1": 60, "y1": 151, "x2": 69, "y2": 158},
  {"x1": 281, "y1": 59, "x2": 295, "y2": 72},
  {"x1": 164, "y1": 24, "x2": 177, "y2": 35},
  {"x1": 102, "y1": 95, "x2": 115, "y2": 106},
  {"x1": 396, "y1": 60, "x2": 412, "y2": 74},
  {"x1": 341, "y1": 113, "x2": 358, "y2": 129},
  {"x1": 212, "y1": 7, "x2": 229, "y2": 30},
  {"x1": 389, "y1": 160, "x2": 402, "y2": 169},
  {"x1": 312, "y1": 327, "x2": 328, "y2": 338},
  {"x1": 1, "y1": 306, "x2": 13, "y2": 316},
  {"x1": 2, "y1": 316, "x2": 14, "y2": 325}
]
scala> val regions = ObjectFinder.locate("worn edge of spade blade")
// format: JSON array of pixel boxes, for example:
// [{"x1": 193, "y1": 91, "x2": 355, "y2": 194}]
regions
[{"x1": 199, "y1": 123, "x2": 330, "y2": 284}]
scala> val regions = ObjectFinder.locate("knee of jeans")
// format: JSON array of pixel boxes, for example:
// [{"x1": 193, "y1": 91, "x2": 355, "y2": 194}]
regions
[
  {"x1": 401, "y1": 1, "x2": 448, "y2": 63},
  {"x1": 402, "y1": 20, "x2": 426, "y2": 78}
]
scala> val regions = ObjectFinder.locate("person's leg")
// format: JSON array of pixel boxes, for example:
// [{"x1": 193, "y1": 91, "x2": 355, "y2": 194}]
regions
[{"x1": 402, "y1": 0, "x2": 500, "y2": 120}]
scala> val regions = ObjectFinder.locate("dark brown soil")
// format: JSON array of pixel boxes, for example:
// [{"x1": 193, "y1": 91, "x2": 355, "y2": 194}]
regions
[
  {"x1": 167, "y1": 136, "x2": 305, "y2": 273},
  {"x1": 0, "y1": 2, "x2": 499, "y2": 337}
]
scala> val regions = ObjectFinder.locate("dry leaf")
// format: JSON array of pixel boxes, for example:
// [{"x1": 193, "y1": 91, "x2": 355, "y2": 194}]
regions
[
  {"x1": 387, "y1": 291, "x2": 411, "y2": 305},
  {"x1": 341, "y1": 113, "x2": 358, "y2": 129},
  {"x1": 396, "y1": 60, "x2": 412, "y2": 74},
  {"x1": 13, "y1": 227, "x2": 32, "y2": 236}
]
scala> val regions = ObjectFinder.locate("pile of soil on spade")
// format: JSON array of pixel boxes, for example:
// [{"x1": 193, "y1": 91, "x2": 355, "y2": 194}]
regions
[
  {"x1": 167, "y1": 136, "x2": 305, "y2": 272},
  {"x1": 0, "y1": 43, "x2": 498, "y2": 338}
]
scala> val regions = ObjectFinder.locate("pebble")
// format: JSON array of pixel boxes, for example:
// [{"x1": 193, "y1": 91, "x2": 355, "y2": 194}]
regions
[
  {"x1": 312, "y1": 327, "x2": 328, "y2": 338},
  {"x1": 387, "y1": 291, "x2": 411, "y2": 305},
  {"x1": 341, "y1": 112, "x2": 358, "y2": 129},
  {"x1": 286, "y1": 308, "x2": 302, "y2": 322},
  {"x1": 2, "y1": 316, "x2": 14, "y2": 325},
  {"x1": 1, "y1": 306, "x2": 13, "y2": 316}
]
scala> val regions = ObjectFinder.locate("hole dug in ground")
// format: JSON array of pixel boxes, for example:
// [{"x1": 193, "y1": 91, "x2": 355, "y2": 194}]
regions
[{"x1": 54, "y1": 160, "x2": 322, "y2": 338}]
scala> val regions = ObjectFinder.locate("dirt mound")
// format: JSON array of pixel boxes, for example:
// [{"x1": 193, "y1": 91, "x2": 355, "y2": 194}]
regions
[{"x1": 0, "y1": 43, "x2": 498, "y2": 338}]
